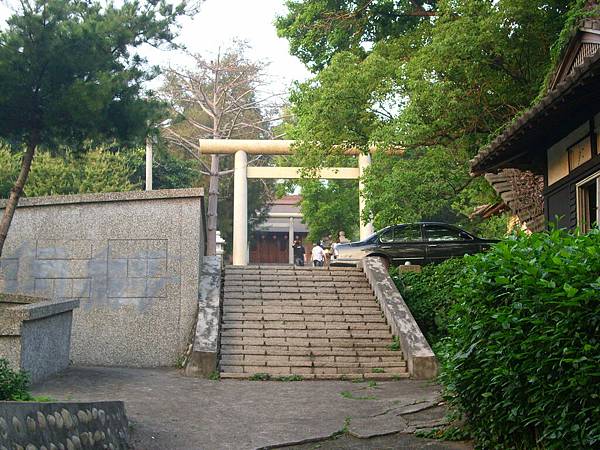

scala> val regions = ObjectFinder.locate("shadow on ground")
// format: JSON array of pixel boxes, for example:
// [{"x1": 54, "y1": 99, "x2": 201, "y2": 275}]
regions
[{"x1": 32, "y1": 367, "x2": 472, "y2": 450}]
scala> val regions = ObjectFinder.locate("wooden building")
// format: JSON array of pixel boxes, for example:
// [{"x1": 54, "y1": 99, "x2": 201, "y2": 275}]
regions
[
  {"x1": 249, "y1": 195, "x2": 312, "y2": 264},
  {"x1": 471, "y1": 13, "x2": 600, "y2": 232}
]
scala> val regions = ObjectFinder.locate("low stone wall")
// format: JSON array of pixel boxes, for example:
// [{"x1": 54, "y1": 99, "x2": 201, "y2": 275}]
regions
[
  {"x1": 0, "y1": 189, "x2": 206, "y2": 367},
  {"x1": 185, "y1": 256, "x2": 222, "y2": 377},
  {"x1": 0, "y1": 293, "x2": 79, "y2": 383},
  {"x1": 362, "y1": 257, "x2": 438, "y2": 379},
  {"x1": 0, "y1": 401, "x2": 129, "y2": 449}
]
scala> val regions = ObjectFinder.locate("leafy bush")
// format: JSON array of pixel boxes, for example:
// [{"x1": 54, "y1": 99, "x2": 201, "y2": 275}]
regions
[
  {"x1": 0, "y1": 358, "x2": 32, "y2": 401},
  {"x1": 440, "y1": 229, "x2": 600, "y2": 449},
  {"x1": 0, "y1": 146, "x2": 141, "y2": 198},
  {"x1": 392, "y1": 258, "x2": 465, "y2": 346}
]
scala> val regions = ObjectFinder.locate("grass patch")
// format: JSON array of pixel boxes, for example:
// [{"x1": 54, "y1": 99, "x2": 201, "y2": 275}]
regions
[
  {"x1": 248, "y1": 373, "x2": 304, "y2": 381},
  {"x1": 340, "y1": 390, "x2": 377, "y2": 400},
  {"x1": 274, "y1": 375, "x2": 304, "y2": 382},
  {"x1": 331, "y1": 416, "x2": 352, "y2": 439},
  {"x1": 175, "y1": 355, "x2": 186, "y2": 369},
  {"x1": 208, "y1": 371, "x2": 220, "y2": 380},
  {"x1": 416, "y1": 425, "x2": 472, "y2": 441},
  {"x1": 387, "y1": 336, "x2": 401, "y2": 351},
  {"x1": 30, "y1": 396, "x2": 54, "y2": 402},
  {"x1": 371, "y1": 368, "x2": 385, "y2": 373},
  {"x1": 248, "y1": 373, "x2": 271, "y2": 381}
]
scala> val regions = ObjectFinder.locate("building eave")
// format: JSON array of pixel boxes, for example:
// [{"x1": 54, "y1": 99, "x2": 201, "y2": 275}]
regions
[{"x1": 471, "y1": 51, "x2": 600, "y2": 176}]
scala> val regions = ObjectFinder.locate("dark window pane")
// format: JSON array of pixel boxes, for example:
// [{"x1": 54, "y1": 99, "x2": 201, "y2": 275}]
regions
[
  {"x1": 582, "y1": 179, "x2": 598, "y2": 232},
  {"x1": 425, "y1": 225, "x2": 466, "y2": 241},
  {"x1": 393, "y1": 225, "x2": 421, "y2": 242},
  {"x1": 379, "y1": 228, "x2": 394, "y2": 243}
]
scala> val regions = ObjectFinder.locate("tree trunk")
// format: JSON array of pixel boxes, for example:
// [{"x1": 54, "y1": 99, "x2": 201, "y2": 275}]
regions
[
  {"x1": 0, "y1": 142, "x2": 37, "y2": 257},
  {"x1": 205, "y1": 154, "x2": 220, "y2": 256}
]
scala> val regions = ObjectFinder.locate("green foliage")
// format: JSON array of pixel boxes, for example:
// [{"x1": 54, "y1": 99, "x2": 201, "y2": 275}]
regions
[
  {"x1": 0, "y1": 147, "x2": 21, "y2": 198},
  {"x1": 387, "y1": 335, "x2": 401, "y2": 351},
  {"x1": 297, "y1": 179, "x2": 359, "y2": 242},
  {"x1": 440, "y1": 229, "x2": 600, "y2": 449},
  {"x1": 0, "y1": 358, "x2": 32, "y2": 401},
  {"x1": 276, "y1": 0, "x2": 435, "y2": 71},
  {"x1": 152, "y1": 148, "x2": 201, "y2": 190},
  {"x1": 0, "y1": 146, "x2": 142, "y2": 198},
  {"x1": 31, "y1": 396, "x2": 54, "y2": 402},
  {"x1": 340, "y1": 390, "x2": 377, "y2": 400},
  {"x1": 0, "y1": 0, "x2": 183, "y2": 150},
  {"x1": 274, "y1": 374, "x2": 304, "y2": 381},
  {"x1": 540, "y1": 0, "x2": 600, "y2": 96},
  {"x1": 392, "y1": 258, "x2": 466, "y2": 346},
  {"x1": 248, "y1": 373, "x2": 272, "y2": 381},
  {"x1": 282, "y1": 0, "x2": 571, "y2": 234},
  {"x1": 416, "y1": 425, "x2": 472, "y2": 441},
  {"x1": 208, "y1": 371, "x2": 220, "y2": 381}
]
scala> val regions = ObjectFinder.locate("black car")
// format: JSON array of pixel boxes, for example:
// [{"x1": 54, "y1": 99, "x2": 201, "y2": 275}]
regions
[{"x1": 332, "y1": 222, "x2": 499, "y2": 267}]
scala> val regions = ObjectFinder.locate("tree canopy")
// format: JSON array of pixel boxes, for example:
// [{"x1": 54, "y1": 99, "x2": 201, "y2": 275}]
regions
[
  {"x1": 276, "y1": 0, "x2": 436, "y2": 71},
  {"x1": 0, "y1": 0, "x2": 184, "y2": 150},
  {"x1": 280, "y1": 0, "x2": 574, "y2": 237},
  {"x1": 159, "y1": 43, "x2": 278, "y2": 254},
  {"x1": 0, "y1": 0, "x2": 187, "y2": 255}
]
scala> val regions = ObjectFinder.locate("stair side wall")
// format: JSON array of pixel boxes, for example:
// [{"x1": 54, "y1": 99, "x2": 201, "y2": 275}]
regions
[
  {"x1": 362, "y1": 257, "x2": 438, "y2": 379},
  {"x1": 185, "y1": 255, "x2": 222, "y2": 377}
]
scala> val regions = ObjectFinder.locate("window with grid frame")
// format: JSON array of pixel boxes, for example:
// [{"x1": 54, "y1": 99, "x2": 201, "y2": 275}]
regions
[{"x1": 576, "y1": 171, "x2": 600, "y2": 232}]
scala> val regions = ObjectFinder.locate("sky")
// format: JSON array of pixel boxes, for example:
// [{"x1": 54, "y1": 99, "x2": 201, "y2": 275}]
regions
[
  {"x1": 151, "y1": 0, "x2": 312, "y2": 93},
  {"x1": 0, "y1": 0, "x2": 312, "y2": 95}
]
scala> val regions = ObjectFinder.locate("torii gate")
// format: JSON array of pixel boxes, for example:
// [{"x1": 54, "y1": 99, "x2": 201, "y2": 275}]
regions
[{"x1": 199, "y1": 139, "x2": 383, "y2": 266}]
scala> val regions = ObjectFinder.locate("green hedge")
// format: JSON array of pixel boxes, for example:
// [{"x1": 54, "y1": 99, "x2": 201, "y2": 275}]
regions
[
  {"x1": 392, "y1": 258, "x2": 465, "y2": 347},
  {"x1": 0, "y1": 358, "x2": 31, "y2": 401},
  {"x1": 441, "y1": 229, "x2": 600, "y2": 448}
]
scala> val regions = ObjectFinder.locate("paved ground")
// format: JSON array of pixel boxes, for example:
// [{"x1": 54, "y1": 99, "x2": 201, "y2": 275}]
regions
[{"x1": 32, "y1": 367, "x2": 472, "y2": 450}]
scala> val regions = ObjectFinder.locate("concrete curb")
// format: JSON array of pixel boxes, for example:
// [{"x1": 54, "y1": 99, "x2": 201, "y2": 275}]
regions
[
  {"x1": 0, "y1": 400, "x2": 130, "y2": 449},
  {"x1": 185, "y1": 256, "x2": 222, "y2": 377},
  {"x1": 362, "y1": 257, "x2": 438, "y2": 379}
]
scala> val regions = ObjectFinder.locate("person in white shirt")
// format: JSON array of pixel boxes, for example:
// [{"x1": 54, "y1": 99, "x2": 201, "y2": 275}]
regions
[{"x1": 311, "y1": 242, "x2": 325, "y2": 267}]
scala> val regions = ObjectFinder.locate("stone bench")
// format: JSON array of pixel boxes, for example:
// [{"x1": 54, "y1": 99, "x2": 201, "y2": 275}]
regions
[{"x1": 0, "y1": 293, "x2": 79, "y2": 383}]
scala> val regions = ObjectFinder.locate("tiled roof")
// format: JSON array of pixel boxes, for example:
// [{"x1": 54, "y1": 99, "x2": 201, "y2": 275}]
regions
[
  {"x1": 470, "y1": 50, "x2": 600, "y2": 174},
  {"x1": 273, "y1": 195, "x2": 302, "y2": 205}
]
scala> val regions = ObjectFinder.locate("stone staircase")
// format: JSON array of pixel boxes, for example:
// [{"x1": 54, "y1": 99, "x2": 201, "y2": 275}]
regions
[{"x1": 219, "y1": 265, "x2": 408, "y2": 380}]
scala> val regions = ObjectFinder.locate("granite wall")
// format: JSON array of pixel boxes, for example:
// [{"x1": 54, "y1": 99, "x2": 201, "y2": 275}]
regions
[
  {"x1": 0, "y1": 189, "x2": 205, "y2": 367},
  {"x1": 0, "y1": 401, "x2": 129, "y2": 449}
]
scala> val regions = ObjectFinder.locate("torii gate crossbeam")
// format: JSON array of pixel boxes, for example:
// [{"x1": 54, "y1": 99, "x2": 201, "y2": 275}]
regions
[{"x1": 199, "y1": 139, "x2": 380, "y2": 266}]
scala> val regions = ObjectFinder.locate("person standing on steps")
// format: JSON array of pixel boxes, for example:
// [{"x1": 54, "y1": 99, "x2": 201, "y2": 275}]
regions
[
  {"x1": 292, "y1": 238, "x2": 306, "y2": 266},
  {"x1": 332, "y1": 230, "x2": 350, "y2": 261},
  {"x1": 321, "y1": 234, "x2": 332, "y2": 267},
  {"x1": 311, "y1": 242, "x2": 325, "y2": 267}
]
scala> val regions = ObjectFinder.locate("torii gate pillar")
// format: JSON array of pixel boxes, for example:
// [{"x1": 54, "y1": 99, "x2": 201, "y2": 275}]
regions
[
  {"x1": 232, "y1": 151, "x2": 248, "y2": 265},
  {"x1": 358, "y1": 153, "x2": 374, "y2": 240}
]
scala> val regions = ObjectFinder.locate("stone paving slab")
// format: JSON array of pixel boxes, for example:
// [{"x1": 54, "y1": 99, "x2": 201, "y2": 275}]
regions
[
  {"x1": 276, "y1": 432, "x2": 472, "y2": 449},
  {"x1": 32, "y1": 367, "x2": 461, "y2": 450}
]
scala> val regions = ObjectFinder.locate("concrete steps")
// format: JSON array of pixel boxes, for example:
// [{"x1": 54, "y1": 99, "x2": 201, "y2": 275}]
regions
[{"x1": 219, "y1": 266, "x2": 408, "y2": 380}]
